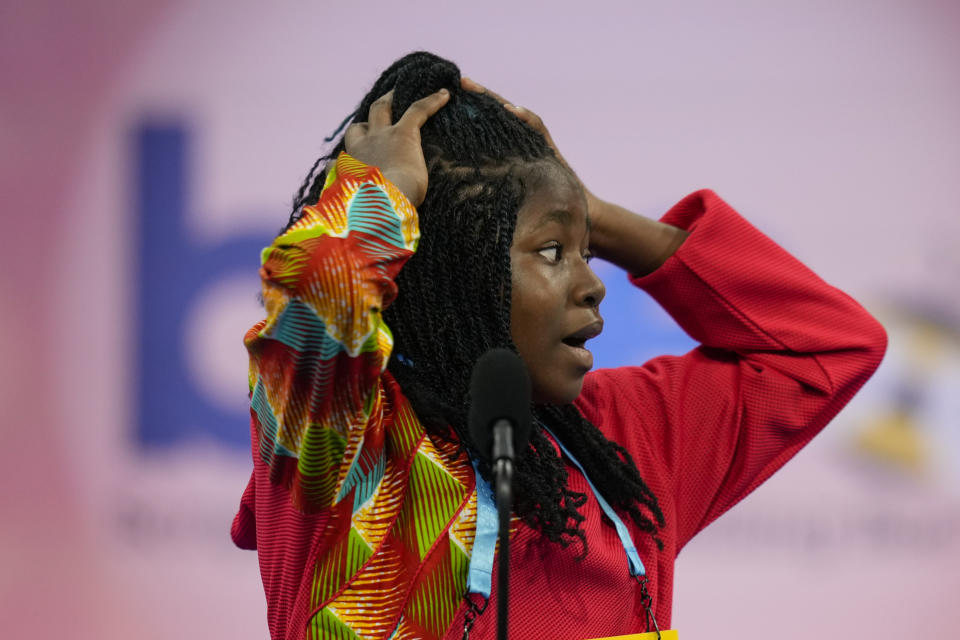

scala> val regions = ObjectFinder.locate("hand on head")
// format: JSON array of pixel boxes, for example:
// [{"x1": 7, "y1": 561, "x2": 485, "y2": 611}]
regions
[
  {"x1": 460, "y1": 77, "x2": 558, "y2": 156},
  {"x1": 459, "y1": 77, "x2": 607, "y2": 226},
  {"x1": 344, "y1": 88, "x2": 450, "y2": 206}
]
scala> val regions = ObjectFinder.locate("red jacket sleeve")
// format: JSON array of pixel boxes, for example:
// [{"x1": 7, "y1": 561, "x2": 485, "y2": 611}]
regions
[{"x1": 576, "y1": 190, "x2": 887, "y2": 551}]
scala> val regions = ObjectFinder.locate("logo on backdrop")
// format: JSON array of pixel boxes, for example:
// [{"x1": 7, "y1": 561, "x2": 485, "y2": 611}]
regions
[{"x1": 135, "y1": 122, "x2": 269, "y2": 449}]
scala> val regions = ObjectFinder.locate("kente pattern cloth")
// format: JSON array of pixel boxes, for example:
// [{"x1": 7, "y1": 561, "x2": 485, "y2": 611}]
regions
[
  {"x1": 231, "y1": 153, "x2": 887, "y2": 640},
  {"x1": 237, "y1": 154, "x2": 476, "y2": 639}
]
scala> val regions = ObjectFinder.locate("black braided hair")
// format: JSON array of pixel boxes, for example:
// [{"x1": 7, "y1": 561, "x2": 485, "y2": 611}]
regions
[{"x1": 288, "y1": 51, "x2": 665, "y2": 552}]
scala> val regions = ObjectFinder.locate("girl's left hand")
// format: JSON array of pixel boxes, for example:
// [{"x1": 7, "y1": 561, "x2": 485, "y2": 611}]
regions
[
  {"x1": 459, "y1": 77, "x2": 606, "y2": 221},
  {"x1": 460, "y1": 77, "x2": 687, "y2": 276}
]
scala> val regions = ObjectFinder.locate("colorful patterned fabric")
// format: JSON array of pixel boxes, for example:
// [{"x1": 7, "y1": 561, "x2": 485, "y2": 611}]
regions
[
  {"x1": 243, "y1": 153, "x2": 478, "y2": 639},
  {"x1": 232, "y1": 155, "x2": 886, "y2": 639}
]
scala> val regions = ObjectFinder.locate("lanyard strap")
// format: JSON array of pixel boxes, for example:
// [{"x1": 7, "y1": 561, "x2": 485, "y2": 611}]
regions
[
  {"x1": 542, "y1": 426, "x2": 647, "y2": 579},
  {"x1": 465, "y1": 429, "x2": 646, "y2": 599},
  {"x1": 466, "y1": 459, "x2": 499, "y2": 599},
  {"x1": 543, "y1": 429, "x2": 661, "y2": 638}
]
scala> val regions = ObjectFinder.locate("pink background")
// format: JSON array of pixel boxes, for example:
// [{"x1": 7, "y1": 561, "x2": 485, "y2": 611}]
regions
[{"x1": 2, "y1": 0, "x2": 959, "y2": 638}]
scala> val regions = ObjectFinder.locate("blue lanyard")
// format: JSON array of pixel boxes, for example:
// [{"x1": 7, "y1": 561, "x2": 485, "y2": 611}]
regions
[
  {"x1": 465, "y1": 427, "x2": 646, "y2": 599},
  {"x1": 465, "y1": 458, "x2": 499, "y2": 598}
]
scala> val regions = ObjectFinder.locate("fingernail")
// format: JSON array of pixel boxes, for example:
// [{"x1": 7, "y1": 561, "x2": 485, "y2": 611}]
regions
[{"x1": 439, "y1": 88, "x2": 449, "y2": 96}]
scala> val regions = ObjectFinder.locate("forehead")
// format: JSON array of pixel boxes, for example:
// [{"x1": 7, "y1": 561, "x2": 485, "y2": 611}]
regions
[{"x1": 515, "y1": 161, "x2": 587, "y2": 232}]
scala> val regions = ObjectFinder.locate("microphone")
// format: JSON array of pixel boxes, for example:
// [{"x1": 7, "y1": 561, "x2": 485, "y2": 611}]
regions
[
  {"x1": 468, "y1": 347, "x2": 532, "y2": 463},
  {"x1": 468, "y1": 348, "x2": 532, "y2": 640}
]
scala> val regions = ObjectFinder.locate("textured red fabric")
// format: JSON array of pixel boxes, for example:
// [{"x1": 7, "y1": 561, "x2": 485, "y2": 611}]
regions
[
  {"x1": 235, "y1": 189, "x2": 886, "y2": 640},
  {"x1": 439, "y1": 190, "x2": 885, "y2": 639}
]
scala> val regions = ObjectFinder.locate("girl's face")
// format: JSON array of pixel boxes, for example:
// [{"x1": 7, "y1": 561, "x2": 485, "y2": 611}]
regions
[{"x1": 509, "y1": 162, "x2": 606, "y2": 404}]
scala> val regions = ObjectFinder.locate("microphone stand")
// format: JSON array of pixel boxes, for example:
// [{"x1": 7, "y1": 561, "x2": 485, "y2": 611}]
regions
[{"x1": 492, "y1": 420, "x2": 514, "y2": 640}]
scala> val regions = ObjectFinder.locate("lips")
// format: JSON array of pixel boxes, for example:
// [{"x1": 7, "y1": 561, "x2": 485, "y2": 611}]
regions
[{"x1": 561, "y1": 319, "x2": 604, "y2": 349}]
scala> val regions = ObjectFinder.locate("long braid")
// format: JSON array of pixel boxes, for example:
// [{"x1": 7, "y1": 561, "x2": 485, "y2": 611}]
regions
[
  {"x1": 543, "y1": 404, "x2": 666, "y2": 548},
  {"x1": 289, "y1": 52, "x2": 664, "y2": 553}
]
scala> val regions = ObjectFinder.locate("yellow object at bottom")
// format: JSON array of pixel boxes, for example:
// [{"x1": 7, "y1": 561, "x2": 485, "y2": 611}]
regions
[{"x1": 586, "y1": 631, "x2": 678, "y2": 640}]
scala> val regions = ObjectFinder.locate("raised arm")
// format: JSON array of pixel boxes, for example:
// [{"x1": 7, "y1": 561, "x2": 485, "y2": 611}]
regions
[
  {"x1": 580, "y1": 191, "x2": 887, "y2": 549},
  {"x1": 244, "y1": 89, "x2": 449, "y2": 513},
  {"x1": 462, "y1": 78, "x2": 886, "y2": 551}
]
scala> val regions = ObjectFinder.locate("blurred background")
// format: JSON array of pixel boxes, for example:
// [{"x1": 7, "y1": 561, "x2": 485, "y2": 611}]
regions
[{"x1": 2, "y1": 0, "x2": 958, "y2": 637}]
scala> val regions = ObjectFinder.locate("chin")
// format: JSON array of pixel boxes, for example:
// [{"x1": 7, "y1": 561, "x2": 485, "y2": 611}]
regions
[{"x1": 533, "y1": 377, "x2": 585, "y2": 406}]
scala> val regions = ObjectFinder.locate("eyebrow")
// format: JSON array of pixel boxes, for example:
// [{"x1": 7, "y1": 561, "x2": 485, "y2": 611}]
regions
[{"x1": 531, "y1": 209, "x2": 592, "y2": 234}]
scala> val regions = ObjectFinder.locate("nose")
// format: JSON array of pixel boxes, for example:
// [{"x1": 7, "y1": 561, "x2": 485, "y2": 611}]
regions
[{"x1": 575, "y1": 261, "x2": 606, "y2": 309}]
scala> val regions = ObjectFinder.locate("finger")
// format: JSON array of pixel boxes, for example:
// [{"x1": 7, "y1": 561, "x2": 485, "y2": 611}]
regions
[
  {"x1": 460, "y1": 77, "x2": 546, "y2": 132},
  {"x1": 368, "y1": 90, "x2": 395, "y2": 129},
  {"x1": 461, "y1": 76, "x2": 509, "y2": 106},
  {"x1": 460, "y1": 76, "x2": 556, "y2": 149},
  {"x1": 460, "y1": 76, "x2": 487, "y2": 95},
  {"x1": 343, "y1": 121, "x2": 368, "y2": 151},
  {"x1": 504, "y1": 103, "x2": 548, "y2": 135},
  {"x1": 396, "y1": 88, "x2": 450, "y2": 129}
]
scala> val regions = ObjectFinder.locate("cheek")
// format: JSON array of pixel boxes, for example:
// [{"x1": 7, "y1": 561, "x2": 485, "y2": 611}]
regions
[
  {"x1": 510, "y1": 285, "x2": 556, "y2": 375},
  {"x1": 510, "y1": 264, "x2": 567, "y2": 342},
  {"x1": 508, "y1": 285, "x2": 532, "y2": 351},
  {"x1": 509, "y1": 276, "x2": 540, "y2": 360}
]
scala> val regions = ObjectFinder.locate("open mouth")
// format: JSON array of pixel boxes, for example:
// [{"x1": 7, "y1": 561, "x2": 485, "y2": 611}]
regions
[{"x1": 561, "y1": 320, "x2": 603, "y2": 350}]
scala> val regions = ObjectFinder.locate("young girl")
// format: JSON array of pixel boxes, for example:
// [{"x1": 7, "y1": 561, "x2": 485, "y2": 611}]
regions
[{"x1": 231, "y1": 52, "x2": 886, "y2": 640}]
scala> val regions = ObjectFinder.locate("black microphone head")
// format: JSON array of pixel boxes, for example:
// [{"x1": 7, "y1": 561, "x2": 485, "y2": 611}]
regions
[{"x1": 468, "y1": 348, "x2": 533, "y2": 460}]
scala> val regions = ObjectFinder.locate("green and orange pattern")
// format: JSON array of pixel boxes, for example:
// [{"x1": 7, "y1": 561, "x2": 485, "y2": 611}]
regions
[{"x1": 244, "y1": 154, "x2": 477, "y2": 639}]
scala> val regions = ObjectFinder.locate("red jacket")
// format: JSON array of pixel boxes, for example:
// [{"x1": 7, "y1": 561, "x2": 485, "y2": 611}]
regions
[{"x1": 233, "y1": 156, "x2": 886, "y2": 639}]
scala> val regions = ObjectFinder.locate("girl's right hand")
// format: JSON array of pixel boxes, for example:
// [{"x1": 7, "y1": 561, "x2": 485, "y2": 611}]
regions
[{"x1": 344, "y1": 88, "x2": 450, "y2": 206}]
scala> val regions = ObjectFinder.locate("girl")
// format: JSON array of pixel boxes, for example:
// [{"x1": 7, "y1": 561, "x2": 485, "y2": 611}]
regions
[{"x1": 232, "y1": 52, "x2": 886, "y2": 640}]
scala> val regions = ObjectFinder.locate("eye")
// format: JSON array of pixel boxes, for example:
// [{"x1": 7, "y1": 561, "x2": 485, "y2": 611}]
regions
[
  {"x1": 538, "y1": 242, "x2": 562, "y2": 263},
  {"x1": 582, "y1": 250, "x2": 594, "y2": 264}
]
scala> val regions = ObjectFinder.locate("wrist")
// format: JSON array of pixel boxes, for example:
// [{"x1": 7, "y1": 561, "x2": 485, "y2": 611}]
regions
[
  {"x1": 588, "y1": 200, "x2": 689, "y2": 276},
  {"x1": 585, "y1": 196, "x2": 625, "y2": 259},
  {"x1": 381, "y1": 169, "x2": 423, "y2": 207}
]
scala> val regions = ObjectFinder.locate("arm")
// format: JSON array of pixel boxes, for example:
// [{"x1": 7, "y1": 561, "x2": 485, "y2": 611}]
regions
[
  {"x1": 245, "y1": 89, "x2": 449, "y2": 513},
  {"x1": 584, "y1": 195, "x2": 688, "y2": 277},
  {"x1": 578, "y1": 191, "x2": 887, "y2": 549},
  {"x1": 460, "y1": 79, "x2": 886, "y2": 548},
  {"x1": 246, "y1": 153, "x2": 417, "y2": 512}
]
